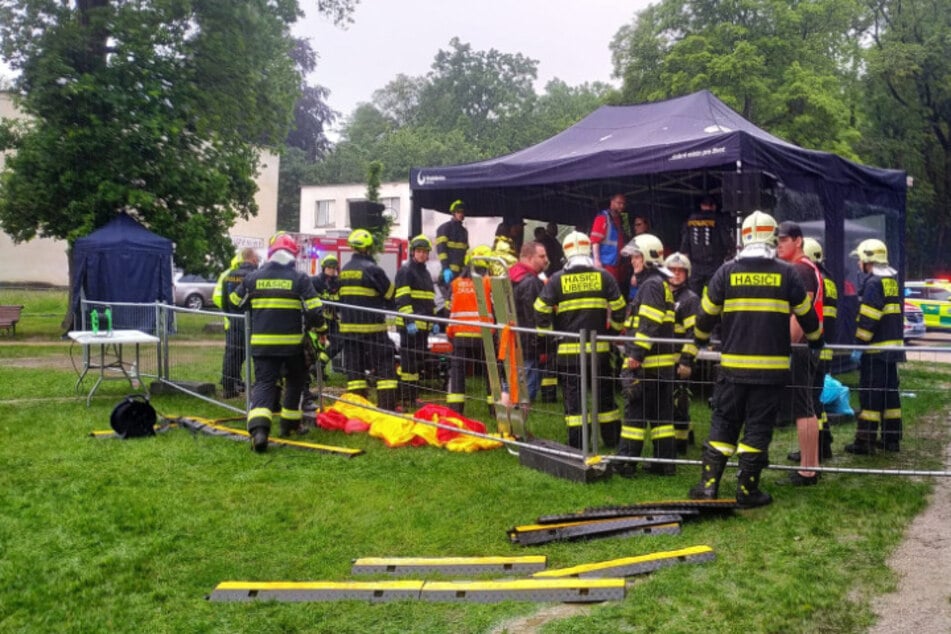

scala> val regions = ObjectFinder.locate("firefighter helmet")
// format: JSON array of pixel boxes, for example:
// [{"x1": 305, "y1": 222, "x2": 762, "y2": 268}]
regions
[
  {"x1": 802, "y1": 237, "x2": 824, "y2": 264},
  {"x1": 465, "y1": 244, "x2": 493, "y2": 266},
  {"x1": 322, "y1": 254, "x2": 339, "y2": 269},
  {"x1": 851, "y1": 238, "x2": 889, "y2": 265},
  {"x1": 268, "y1": 230, "x2": 288, "y2": 246},
  {"x1": 348, "y1": 228, "x2": 374, "y2": 250},
  {"x1": 562, "y1": 231, "x2": 592, "y2": 259},
  {"x1": 450, "y1": 199, "x2": 465, "y2": 213},
  {"x1": 409, "y1": 234, "x2": 432, "y2": 251},
  {"x1": 621, "y1": 233, "x2": 665, "y2": 266},
  {"x1": 740, "y1": 210, "x2": 778, "y2": 247},
  {"x1": 267, "y1": 233, "x2": 299, "y2": 258},
  {"x1": 664, "y1": 252, "x2": 692, "y2": 275}
]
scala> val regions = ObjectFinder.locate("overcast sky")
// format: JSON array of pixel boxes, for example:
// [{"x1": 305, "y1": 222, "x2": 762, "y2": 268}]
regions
[{"x1": 295, "y1": 0, "x2": 652, "y2": 131}]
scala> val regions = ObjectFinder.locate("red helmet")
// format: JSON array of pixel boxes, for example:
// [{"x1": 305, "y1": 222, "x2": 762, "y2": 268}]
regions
[{"x1": 268, "y1": 233, "x2": 299, "y2": 259}]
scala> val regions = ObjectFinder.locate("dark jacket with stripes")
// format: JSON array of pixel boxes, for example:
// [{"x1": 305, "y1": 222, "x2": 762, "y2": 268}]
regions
[
  {"x1": 337, "y1": 253, "x2": 395, "y2": 334},
  {"x1": 692, "y1": 255, "x2": 821, "y2": 384},
  {"x1": 394, "y1": 260, "x2": 436, "y2": 329},
  {"x1": 230, "y1": 261, "x2": 324, "y2": 356},
  {"x1": 435, "y1": 219, "x2": 469, "y2": 274},
  {"x1": 534, "y1": 264, "x2": 626, "y2": 366},
  {"x1": 854, "y1": 272, "x2": 905, "y2": 363},
  {"x1": 623, "y1": 267, "x2": 677, "y2": 370}
]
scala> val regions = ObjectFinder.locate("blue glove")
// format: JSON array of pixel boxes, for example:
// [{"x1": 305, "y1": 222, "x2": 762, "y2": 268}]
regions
[
  {"x1": 406, "y1": 322, "x2": 418, "y2": 335},
  {"x1": 442, "y1": 269, "x2": 453, "y2": 284},
  {"x1": 431, "y1": 323, "x2": 440, "y2": 335}
]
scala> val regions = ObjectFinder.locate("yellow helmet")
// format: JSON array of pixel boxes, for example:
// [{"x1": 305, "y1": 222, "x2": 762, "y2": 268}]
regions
[
  {"x1": 321, "y1": 254, "x2": 339, "y2": 269},
  {"x1": 449, "y1": 199, "x2": 465, "y2": 213},
  {"x1": 851, "y1": 238, "x2": 888, "y2": 265},
  {"x1": 663, "y1": 252, "x2": 692, "y2": 275},
  {"x1": 409, "y1": 234, "x2": 432, "y2": 251},
  {"x1": 562, "y1": 231, "x2": 592, "y2": 259},
  {"x1": 348, "y1": 228, "x2": 374, "y2": 250},
  {"x1": 465, "y1": 244, "x2": 493, "y2": 266},
  {"x1": 802, "y1": 237, "x2": 824, "y2": 264},
  {"x1": 740, "y1": 210, "x2": 778, "y2": 247}
]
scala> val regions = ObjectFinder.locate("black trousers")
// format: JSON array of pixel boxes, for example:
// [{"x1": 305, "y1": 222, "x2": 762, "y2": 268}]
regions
[
  {"x1": 399, "y1": 329, "x2": 429, "y2": 403},
  {"x1": 857, "y1": 355, "x2": 901, "y2": 444},
  {"x1": 342, "y1": 331, "x2": 397, "y2": 411},
  {"x1": 562, "y1": 353, "x2": 620, "y2": 449},
  {"x1": 707, "y1": 378, "x2": 782, "y2": 470},
  {"x1": 619, "y1": 368, "x2": 675, "y2": 459},
  {"x1": 247, "y1": 353, "x2": 307, "y2": 433},
  {"x1": 447, "y1": 336, "x2": 487, "y2": 415}
]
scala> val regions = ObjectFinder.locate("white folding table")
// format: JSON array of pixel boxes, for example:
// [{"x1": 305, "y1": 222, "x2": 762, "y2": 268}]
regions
[{"x1": 68, "y1": 329, "x2": 159, "y2": 406}]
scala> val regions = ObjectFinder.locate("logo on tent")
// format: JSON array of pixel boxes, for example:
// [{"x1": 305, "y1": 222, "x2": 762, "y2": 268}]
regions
[{"x1": 416, "y1": 172, "x2": 447, "y2": 187}]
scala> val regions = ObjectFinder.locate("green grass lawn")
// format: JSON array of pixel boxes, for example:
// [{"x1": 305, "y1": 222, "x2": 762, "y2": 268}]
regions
[{"x1": 0, "y1": 289, "x2": 947, "y2": 633}]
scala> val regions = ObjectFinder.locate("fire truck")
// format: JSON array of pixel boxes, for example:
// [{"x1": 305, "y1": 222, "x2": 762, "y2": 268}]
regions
[{"x1": 290, "y1": 231, "x2": 408, "y2": 281}]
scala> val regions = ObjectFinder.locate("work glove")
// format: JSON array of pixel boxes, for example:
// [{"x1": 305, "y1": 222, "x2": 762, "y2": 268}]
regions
[
  {"x1": 442, "y1": 269, "x2": 453, "y2": 284},
  {"x1": 406, "y1": 322, "x2": 418, "y2": 335},
  {"x1": 431, "y1": 323, "x2": 440, "y2": 335}
]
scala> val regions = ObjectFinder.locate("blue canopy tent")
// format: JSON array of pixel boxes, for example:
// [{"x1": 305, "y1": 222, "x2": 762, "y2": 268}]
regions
[
  {"x1": 409, "y1": 90, "x2": 907, "y2": 345},
  {"x1": 70, "y1": 213, "x2": 174, "y2": 333}
]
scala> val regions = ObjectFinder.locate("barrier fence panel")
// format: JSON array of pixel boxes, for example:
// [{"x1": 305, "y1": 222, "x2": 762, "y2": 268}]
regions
[{"x1": 91, "y1": 299, "x2": 950, "y2": 476}]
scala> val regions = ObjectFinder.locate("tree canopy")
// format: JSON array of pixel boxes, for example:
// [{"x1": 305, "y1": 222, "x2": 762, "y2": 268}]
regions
[{"x1": 0, "y1": 0, "x2": 355, "y2": 275}]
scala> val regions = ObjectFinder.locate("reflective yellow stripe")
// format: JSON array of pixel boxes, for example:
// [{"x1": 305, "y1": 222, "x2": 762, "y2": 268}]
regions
[
  {"x1": 883, "y1": 408, "x2": 902, "y2": 419},
  {"x1": 701, "y1": 291, "x2": 721, "y2": 315},
  {"x1": 682, "y1": 343, "x2": 698, "y2": 356},
  {"x1": 399, "y1": 372, "x2": 420, "y2": 381},
  {"x1": 340, "y1": 287, "x2": 379, "y2": 297},
  {"x1": 251, "y1": 333, "x2": 303, "y2": 346},
  {"x1": 683, "y1": 315, "x2": 696, "y2": 329},
  {"x1": 565, "y1": 415, "x2": 584, "y2": 427},
  {"x1": 558, "y1": 341, "x2": 611, "y2": 354},
  {"x1": 859, "y1": 304, "x2": 883, "y2": 320},
  {"x1": 533, "y1": 298, "x2": 553, "y2": 314},
  {"x1": 792, "y1": 296, "x2": 812, "y2": 316},
  {"x1": 447, "y1": 241, "x2": 467, "y2": 249},
  {"x1": 820, "y1": 349, "x2": 833, "y2": 361},
  {"x1": 541, "y1": 377, "x2": 558, "y2": 386},
  {"x1": 377, "y1": 380, "x2": 398, "y2": 390},
  {"x1": 723, "y1": 298, "x2": 790, "y2": 314},
  {"x1": 858, "y1": 409, "x2": 882, "y2": 422},
  {"x1": 339, "y1": 323, "x2": 388, "y2": 333},
  {"x1": 304, "y1": 297, "x2": 322, "y2": 310},
  {"x1": 709, "y1": 441, "x2": 735, "y2": 456},
  {"x1": 250, "y1": 298, "x2": 301, "y2": 310},
  {"x1": 558, "y1": 298, "x2": 609, "y2": 312},
  {"x1": 855, "y1": 328, "x2": 873, "y2": 342},
  {"x1": 865, "y1": 339, "x2": 903, "y2": 352},
  {"x1": 642, "y1": 353, "x2": 678, "y2": 368},
  {"x1": 610, "y1": 296, "x2": 627, "y2": 312},
  {"x1": 638, "y1": 304, "x2": 665, "y2": 323},
  {"x1": 720, "y1": 354, "x2": 789, "y2": 370},
  {"x1": 347, "y1": 380, "x2": 368, "y2": 390},
  {"x1": 735, "y1": 443, "x2": 762, "y2": 455},
  {"x1": 881, "y1": 303, "x2": 901, "y2": 315},
  {"x1": 248, "y1": 407, "x2": 273, "y2": 421},
  {"x1": 228, "y1": 291, "x2": 242, "y2": 306},
  {"x1": 652, "y1": 424, "x2": 675, "y2": 439},
  {"x1": 447, "y1": 394, "x2": 465, "y2": 403},
  {"x1": 598, "y1": 409, "x2": 621, "y2": 423},
  {"x1": 281, "y1": 408, "x2": 302, "y2": 421},
  {"x1": 823, "y1": 306, "x2": 837, "y2": 319},
  {"x1": 620, "y1": 426, "x2": 646, "y2": 441}
]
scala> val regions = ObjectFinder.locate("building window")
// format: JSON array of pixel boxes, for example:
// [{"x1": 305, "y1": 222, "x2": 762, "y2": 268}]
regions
[
  {"x1": 381, "y1": 196, "x2": 401, "y2": 224},
  {"x1": 314, "y1": 200, "x2": 334, "y2": 228}
]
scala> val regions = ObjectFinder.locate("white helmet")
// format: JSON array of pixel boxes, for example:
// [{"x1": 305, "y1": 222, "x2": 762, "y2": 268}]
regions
[
  {"x1": 741, "y1": 210, "x2": 778, "y2": 247},
  {"x1": 621, "y1": 233, "x2": 665, "y2": 266},
  {"x1": 802, "y1": 237, "x2": 824, "y2": 264},
  {"x1": 664, "y1": 252, "x2": 692, "y2": 275},
  {"x1": 851, "y1": 238, "x2": 888, "y2": 265},
  {"x1": 562, "y1": 231, "x2": 592, "y2": 259}
]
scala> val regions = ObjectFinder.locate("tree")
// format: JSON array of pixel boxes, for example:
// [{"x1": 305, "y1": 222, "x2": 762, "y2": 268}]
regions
[
  {"x1": 609, "y1": 0, "x2": 867, "y2": 157},
  {"x1": 861, "y1": 0, "x2": 951, "y2": 276},
  {"x1": 0, "y1": 0, "x2": 356, "y2": 275}
]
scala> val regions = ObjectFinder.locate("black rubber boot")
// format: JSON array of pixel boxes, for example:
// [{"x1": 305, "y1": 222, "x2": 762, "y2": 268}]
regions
[
  {"x1": 736, "y1": 469, "x2": 772, "y2": 508},
  {"x1": 689, "y1": 445, "x2": 727, "y2": 499},
  {"x1": 250, "y1": 427, "x2": 269, "y2": 453},
  {"x1": 819, "y1": 428, "x2": 834, "y2": 460},
  {"x1": 645, "y1": 438, "x2": 676, "y2": 475}
]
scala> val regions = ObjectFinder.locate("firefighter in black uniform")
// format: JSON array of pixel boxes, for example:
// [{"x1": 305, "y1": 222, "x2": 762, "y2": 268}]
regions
[
  {"x1": 845, "y1": 239, "x2": 904, "y2": 454},
  {"x1": 664, "y1": 252, "x2": 700, "y2": 455},
  {"x1": 214, "y1": 247, "x2": 259, "y2": 399},
  {"x1": 311, "y1": 254, "x2": 341, "y2": 375},
  {"x1": 615, "y1": 233, "x2": 678, "y2": 476},
  {"x1": 395, "y1": 235, "x2": 438, "y2": 407},
  {"x1": 679, "y1": 196, "x2": 735, "y2": 296},
  {"x1": 684, "y1": 211, "x2": 822, "y2": 507},
  {"x1": 436, "y1": 199, "x2": 469, "y2": 285},
  {"x1": 338, "y1": 229, "x2": 398, "y2": 411},
  {"x1": 534, "y1": 231, "x2": 626, "y2": 449},
  {"x1": 229, "y1": 234, "x2": 324, "y2": 452}
]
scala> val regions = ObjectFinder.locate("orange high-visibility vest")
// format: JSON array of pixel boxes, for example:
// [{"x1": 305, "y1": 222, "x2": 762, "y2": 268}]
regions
[{"x1": 447, "y1": 276, "x2": 494, "y2": 338}]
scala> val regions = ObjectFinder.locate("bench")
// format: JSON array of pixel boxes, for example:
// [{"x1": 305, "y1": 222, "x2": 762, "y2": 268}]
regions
[{"x1": 0, "y1": 305, "x2": 24, "y2": 335}]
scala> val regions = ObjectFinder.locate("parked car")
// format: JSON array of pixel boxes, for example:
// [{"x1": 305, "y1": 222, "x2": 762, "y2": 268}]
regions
[
  {"x1": 903, "y1": 300, "x2": 926, "y2": 341},
  {"x1": 904, "y1": 279, "x2": 951, "y2": 330},
  {"x1": 173, "y1": 272, "x2": 217, "y2": 310}
]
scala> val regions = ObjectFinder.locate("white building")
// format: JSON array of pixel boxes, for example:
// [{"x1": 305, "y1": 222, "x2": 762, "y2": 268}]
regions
[
  {"x1": 298, "y1": 180, "x2": 500, "y2": 248},
  {"x1": 0, "y1": 91, "x2": 280, "y2": 286}
]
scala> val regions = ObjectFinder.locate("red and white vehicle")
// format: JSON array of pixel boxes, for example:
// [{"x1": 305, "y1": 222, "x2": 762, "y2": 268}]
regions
[{"x1": 285, "y1": 231, "x2": 408, "y2": 281}]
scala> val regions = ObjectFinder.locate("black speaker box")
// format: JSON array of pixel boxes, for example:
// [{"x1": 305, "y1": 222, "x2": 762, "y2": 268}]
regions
[
  {"x1": 348, "y1": 200, "x2": 386, "y2": 230},
  {"x1": 721, "y1": 171, "x2": 767, "y2": 213}
]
